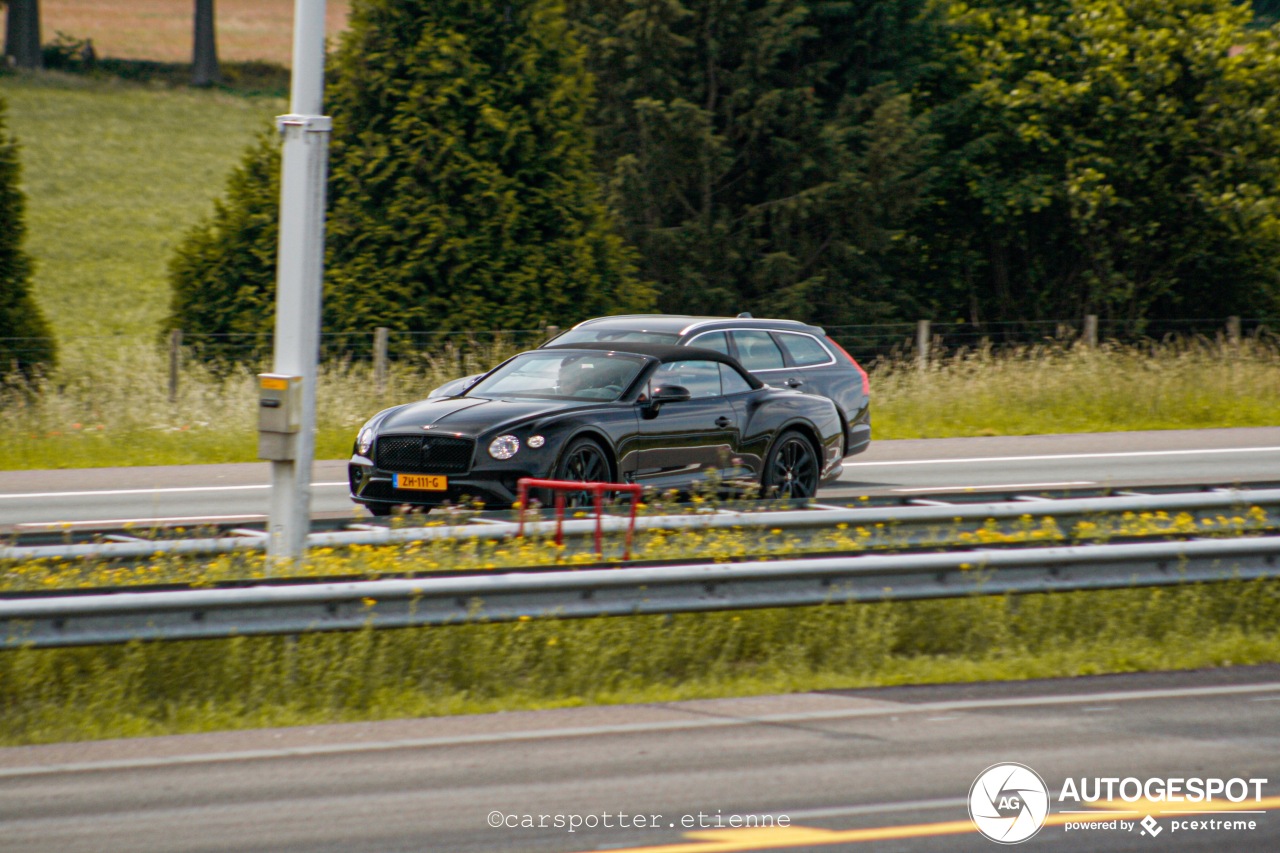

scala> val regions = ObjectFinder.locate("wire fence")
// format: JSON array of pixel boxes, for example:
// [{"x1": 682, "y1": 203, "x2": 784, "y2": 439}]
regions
[{"x1": 1, "y1": 316, "x2": 1272, "y2": 380}]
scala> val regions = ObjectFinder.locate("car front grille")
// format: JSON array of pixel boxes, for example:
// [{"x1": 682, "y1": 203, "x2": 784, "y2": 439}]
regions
[{"x1": 376, "y1": 434, "x2": 474, "y2": 474}]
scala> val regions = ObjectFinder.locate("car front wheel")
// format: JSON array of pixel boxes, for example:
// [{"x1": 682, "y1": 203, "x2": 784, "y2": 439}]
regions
[
  {"x1": 762, "y1": 430, "x2": 819, "y2": 499},
  {"x1": 549, "y1": 438, "x2": 612, "y2": 508}
]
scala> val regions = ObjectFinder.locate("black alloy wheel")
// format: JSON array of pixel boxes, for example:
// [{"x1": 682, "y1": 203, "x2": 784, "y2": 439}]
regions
[
  {"x1": 550, "y1": 438, "x2": 611, "y2": 508},
  {"x1": 763, "y1": 430, "x2": 819, "y2": 499}
]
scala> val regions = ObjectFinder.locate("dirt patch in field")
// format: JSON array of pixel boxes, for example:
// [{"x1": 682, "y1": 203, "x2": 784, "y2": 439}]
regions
[{"x1": 17, "y1": 0, "x2": 350, "y2": 66}]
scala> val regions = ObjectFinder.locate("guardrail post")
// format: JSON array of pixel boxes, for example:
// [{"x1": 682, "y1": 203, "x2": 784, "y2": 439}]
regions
[
  {"x1": 916, "y1": 320, "x2": 930, "y2": 371},
  {"x1": 168, "y1": 329, "x2": 183, "y2": 403},
  {"x1": 1083, "y1": 314, "x2": 1098, "y2": 349},
  {"x1": 373, "y1": 326, "x2": 389, "y2": 393}
]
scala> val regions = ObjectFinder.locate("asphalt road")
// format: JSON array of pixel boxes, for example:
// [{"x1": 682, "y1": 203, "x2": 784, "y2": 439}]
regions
[
  {"x1": 1, "y1": 666, "x2": 1278, "y2": 852},
  {"x1": 2, "y1": 427, "x2": 1279, "y2": 530}
]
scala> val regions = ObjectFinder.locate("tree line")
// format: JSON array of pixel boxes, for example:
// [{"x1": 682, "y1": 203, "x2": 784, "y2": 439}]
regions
[{"x1": 6, "y1": 0, "x2": 1280, "y2": 375}]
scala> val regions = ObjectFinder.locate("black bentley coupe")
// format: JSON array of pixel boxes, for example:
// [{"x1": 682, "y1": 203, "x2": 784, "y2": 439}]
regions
[{"x1": 349, "y1": 343, "x2": 845, "y2": 515}]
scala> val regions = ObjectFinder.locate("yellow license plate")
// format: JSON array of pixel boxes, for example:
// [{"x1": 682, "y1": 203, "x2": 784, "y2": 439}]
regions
[{"x1": 395, "y1": 474, "x2": 448, "y2": 491}]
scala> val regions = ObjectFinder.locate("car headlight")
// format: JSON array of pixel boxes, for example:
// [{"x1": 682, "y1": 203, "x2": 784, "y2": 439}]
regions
[
  {"x1": 357, "y1": 427, "x2": 374, "y2": 456},
  {"x1": 488, "y1": 434, "x2": 520, "y2": 460}
]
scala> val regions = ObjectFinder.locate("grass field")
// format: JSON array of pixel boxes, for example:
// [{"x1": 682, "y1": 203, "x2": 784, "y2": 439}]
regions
[{"x1": 1, "y1": 73, "x2": 281, "y2": 363}]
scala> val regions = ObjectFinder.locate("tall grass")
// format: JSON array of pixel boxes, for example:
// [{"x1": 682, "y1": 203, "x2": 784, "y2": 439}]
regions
[
  {"x1": 2, "y1": 335, "x2": 1278, "y2": 470},
  {"x1": 873, "y1": 335, "x2": 1280, "y2": 438},
  {"x1": 0, "y1": 336, "x2": 523, "y2": 468},
  {"x1": 4, "y1": 580, "x2": 1278, "y2": 745}
]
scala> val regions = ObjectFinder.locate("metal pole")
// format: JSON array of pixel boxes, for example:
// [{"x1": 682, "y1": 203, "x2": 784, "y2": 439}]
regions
[{"x1": 268, "y1": 0, "x2": 330, "y2": 564}]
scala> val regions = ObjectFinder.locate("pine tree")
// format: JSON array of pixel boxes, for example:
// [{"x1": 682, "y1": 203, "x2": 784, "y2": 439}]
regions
[
  {"x1": 567, "y1": 0, "x2": 939, "y2": 325},
  {"x1": 167, "y1": 0, "x2": 651, "y2": 351},
  {"x1": 0, "y1": 96, "x2": 56, "y2": 379}
]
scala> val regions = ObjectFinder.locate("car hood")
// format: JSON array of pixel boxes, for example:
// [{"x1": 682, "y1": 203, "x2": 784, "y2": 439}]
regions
[{"x1": 377, "y1": 395, "x2": 606, "y2": 435}]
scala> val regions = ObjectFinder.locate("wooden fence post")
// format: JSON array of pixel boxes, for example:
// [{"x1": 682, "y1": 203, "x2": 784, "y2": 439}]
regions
[
  {"x1": 168, "y1": 329, "x2": 183, "y2": 403},
  {"x1": 916, "y1": 320, "x2": 931, "y2": 371},
  {"x1": 1083, "y1": 314, "x2": 1098, "y2": 349},
  {"x1": 1227, "y1": 316, "x2": 1241, "y2": 348},
  {"x1": 373, "y1": 326, "x2": 389, "y2": 393}
]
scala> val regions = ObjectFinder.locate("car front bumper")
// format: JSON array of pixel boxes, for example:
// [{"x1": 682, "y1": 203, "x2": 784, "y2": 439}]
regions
[{"x1": 348, "y1": 457, "x2": 536, "y2": 510}]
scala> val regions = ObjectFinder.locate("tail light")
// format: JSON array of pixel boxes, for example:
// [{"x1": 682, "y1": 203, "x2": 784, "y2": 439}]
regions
[{"x1": 826, "y1": 336, "x2": 869, "y2": 396}]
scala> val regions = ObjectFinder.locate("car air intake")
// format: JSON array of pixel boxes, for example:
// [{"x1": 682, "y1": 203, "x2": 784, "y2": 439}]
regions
[{"x1": 376, "y1": 435, "x2": 474, "y2": 474}]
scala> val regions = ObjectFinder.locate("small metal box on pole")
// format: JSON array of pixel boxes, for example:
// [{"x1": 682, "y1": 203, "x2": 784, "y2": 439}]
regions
[{"x1": 257, "y1": 373, "x2": 304, "y2": 461}]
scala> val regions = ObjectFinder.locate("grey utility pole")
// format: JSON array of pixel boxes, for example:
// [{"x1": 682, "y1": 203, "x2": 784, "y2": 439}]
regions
[{"x1": 265, "y1": 0, "x2": 331, "y2": 563}]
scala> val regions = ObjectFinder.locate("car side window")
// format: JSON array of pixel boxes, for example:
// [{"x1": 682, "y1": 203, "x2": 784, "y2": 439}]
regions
[
  {"x1": 652, "y1": 360, "x2": 723, "y2": 398},
  {"x1": 730, "y1": 330, "x2": 785, "y2": 370},
  {"x1": 688, "y1": 331, "x2": 730, "y2": 355},
  {"x1": 776, "y1": 332, "x2": 833, "y2": 367},
  {"x1": 719, "y1": 364, "x2": 754, "y2": 395}
]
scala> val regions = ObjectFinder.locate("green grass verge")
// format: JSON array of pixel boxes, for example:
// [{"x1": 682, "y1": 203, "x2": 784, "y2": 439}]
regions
[{"x1": 4, "y1": 580, "x2": 1278, "y2": 745}]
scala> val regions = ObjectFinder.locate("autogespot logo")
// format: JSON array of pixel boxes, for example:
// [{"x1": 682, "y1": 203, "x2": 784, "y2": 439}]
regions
[{"x1": 969, "y1": 763, "x2": 1051, "y2": 844}]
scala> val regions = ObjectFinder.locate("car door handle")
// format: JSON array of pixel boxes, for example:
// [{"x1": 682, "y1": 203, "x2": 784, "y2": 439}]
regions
[
  {"x1": 715, "y1": 416, "x2": 733, "y2": 428},
  {"x1": 785, "y1": 378, "x2": 805, "y2": 388}
]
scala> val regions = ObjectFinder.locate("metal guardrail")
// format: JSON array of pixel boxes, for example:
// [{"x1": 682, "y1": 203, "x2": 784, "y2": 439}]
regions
[
  {"x1": 3, "y1": 536, "x2": 1279, "y2": 649},
  {"x1": 3, "y1": 486, "x2": 1275, "y2": 563}
]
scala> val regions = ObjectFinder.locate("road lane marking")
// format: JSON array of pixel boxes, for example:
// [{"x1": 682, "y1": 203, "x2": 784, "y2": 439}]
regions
[
  {"x1": 567, "y1": 797, "x2": 1280, "y2": 852},
  {"x1": 843, "y1": 446, "x2": 1280, "y2": 468},
  {"x1": 892, "y1": 481, "x2": 1094, "y2": 492},
  {"x1": 2, "y1": 680, "x2": 1277, "y2": 779},
  {"x1": 0, "y1": 482, "x2": 348, "y2": 500}
]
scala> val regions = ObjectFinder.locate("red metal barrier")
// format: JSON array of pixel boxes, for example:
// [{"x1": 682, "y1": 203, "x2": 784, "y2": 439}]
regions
[{"x1": 515, "y1": 478, "x2": 642, "y2": 560}]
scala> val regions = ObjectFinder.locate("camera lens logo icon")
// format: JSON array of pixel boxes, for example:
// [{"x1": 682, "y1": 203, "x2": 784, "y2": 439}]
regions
[{"x1": 969, "y1": 763, "x2": 1050, "y2": 844}]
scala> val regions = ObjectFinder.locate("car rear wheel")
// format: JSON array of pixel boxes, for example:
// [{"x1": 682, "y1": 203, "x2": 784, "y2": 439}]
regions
[
  {"x1": 549, "y1": 438, "x2": 611, "y2": 508},
  {"x1": 762, "y1": 430, "x2": 819, "y2": 499}
]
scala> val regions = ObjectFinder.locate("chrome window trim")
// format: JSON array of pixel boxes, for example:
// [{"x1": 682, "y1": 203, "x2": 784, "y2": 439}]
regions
[{"x1": 685, "y1": 329, "x2": 731, "y2": 354}]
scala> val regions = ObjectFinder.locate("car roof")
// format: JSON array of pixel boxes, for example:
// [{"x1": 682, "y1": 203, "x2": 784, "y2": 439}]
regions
[
  {"x1": 539, "y1": 342, "x2": 765, "y2": 388},
  {"x1": 570, "y1": 314, "x2": 818, "y2": 335}
]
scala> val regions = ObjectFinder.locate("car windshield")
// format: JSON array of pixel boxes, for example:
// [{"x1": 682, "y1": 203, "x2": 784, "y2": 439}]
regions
[
  {"x1": 551, "y1": 328, "x2": 680, "y2": 345},
  {"x1": 466, "y1": 351, "x2": 646, "y2": 401}
]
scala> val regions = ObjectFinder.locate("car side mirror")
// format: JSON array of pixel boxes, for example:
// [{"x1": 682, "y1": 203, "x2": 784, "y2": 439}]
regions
[
  {"x1": 645, "y1": 384, "x2": 691, "y2": 415},
  {"x1": 653, "y1": 385, "x2": 691, "y2": 403}
]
